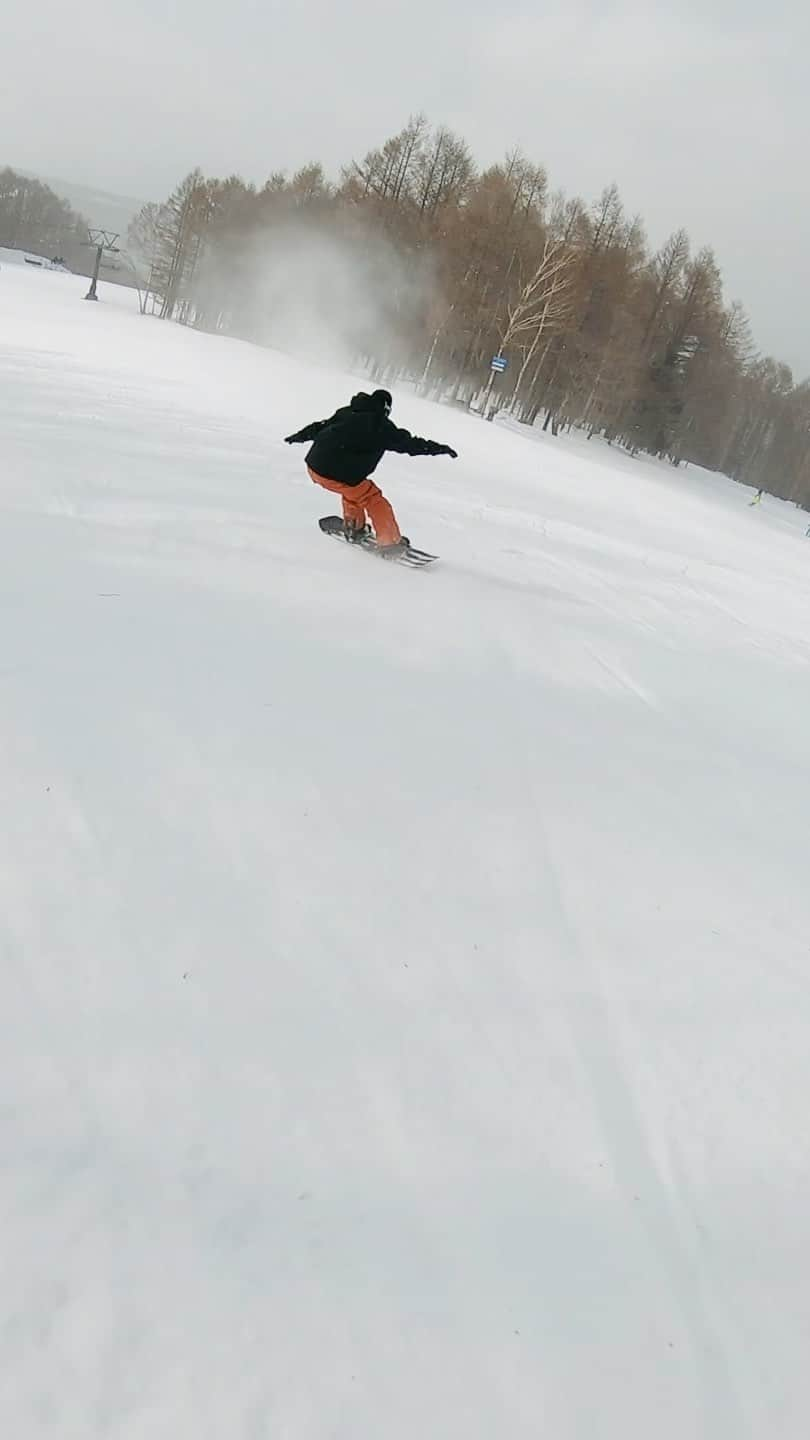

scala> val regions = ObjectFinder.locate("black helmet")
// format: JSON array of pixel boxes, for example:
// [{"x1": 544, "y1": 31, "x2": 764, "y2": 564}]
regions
[{"x1": 371, "y1": 388, "x2": 393, "y2": 415}]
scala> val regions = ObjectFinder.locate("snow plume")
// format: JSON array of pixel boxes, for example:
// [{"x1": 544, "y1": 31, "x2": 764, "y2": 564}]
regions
[{"x1": 198, "y1": 219, "x2": 436, "y2": 374}]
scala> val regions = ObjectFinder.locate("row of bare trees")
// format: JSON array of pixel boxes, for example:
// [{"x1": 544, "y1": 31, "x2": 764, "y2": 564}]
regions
[
  {"x1": 127, "y1": 117, "x2": 810, "y2": 507},
  {"x1": 0, "y1": 168, "x2": 89, "y2": 267}
]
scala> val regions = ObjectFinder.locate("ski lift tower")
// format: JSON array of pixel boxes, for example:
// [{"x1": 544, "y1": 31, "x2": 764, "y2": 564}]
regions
[{"x1": 83, "y1": 229, "x2": 120, "y2": 301}]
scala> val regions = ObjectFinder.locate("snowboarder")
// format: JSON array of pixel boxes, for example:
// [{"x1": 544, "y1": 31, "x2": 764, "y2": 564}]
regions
[
  {"x1": 749, "y1": 489, "x2": 764, "y2": 506},
  {"x1": 284, "y1": 389, "x2": 457, "y2": 556}
]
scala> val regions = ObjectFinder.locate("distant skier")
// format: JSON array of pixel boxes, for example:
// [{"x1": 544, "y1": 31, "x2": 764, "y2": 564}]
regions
[
  {"x1": 749, "y1": 489, "x2": 764, "y2": 506},
  {"x1": 284, "y1": 389, "x2": 457, "y2": 556}
]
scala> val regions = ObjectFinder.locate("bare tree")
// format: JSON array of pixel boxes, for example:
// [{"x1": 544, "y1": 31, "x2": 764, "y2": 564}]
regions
[{"x1": 480, "y1": 239, "x2": 576, "y2": 412}]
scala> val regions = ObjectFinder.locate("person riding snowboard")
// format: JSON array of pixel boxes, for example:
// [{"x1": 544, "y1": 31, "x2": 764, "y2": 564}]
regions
[{"x1": 284, "y1": 389, "x2": 457, "y2": 556}]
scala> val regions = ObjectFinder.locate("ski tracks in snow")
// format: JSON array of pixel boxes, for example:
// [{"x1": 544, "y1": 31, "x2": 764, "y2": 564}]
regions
[{"x1": 530, "y1": 815, "x2": 747, "y2": 1440}]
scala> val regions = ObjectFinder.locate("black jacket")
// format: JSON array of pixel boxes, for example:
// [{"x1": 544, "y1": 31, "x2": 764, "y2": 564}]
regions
[{"x1": 287, "y1": 392, "x2": 451, "y2": 486}]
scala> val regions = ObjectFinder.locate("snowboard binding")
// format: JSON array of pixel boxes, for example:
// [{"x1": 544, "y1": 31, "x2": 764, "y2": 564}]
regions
[{"x1": 318, "y1": 515, "x2": 437, "y2": 567}]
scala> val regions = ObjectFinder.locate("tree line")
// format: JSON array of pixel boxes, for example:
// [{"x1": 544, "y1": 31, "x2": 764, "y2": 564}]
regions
[
  {"x1": 0, "y1": 168, "x2": 90, "y2": 270},
  {"x1": 21, "y1": 120, "x2": 810, "y2": 508}
]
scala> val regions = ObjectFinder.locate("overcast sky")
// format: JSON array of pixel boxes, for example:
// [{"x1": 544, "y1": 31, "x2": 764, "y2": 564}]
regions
[{"x1": 4, "y1": 0, "x2": 807, "y2": 375}]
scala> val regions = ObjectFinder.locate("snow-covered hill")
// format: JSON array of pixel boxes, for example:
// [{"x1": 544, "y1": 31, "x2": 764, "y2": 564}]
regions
[
  {"x1": 0, "y1": 246, "x2": 69, "y2": 271},
  {"x1": 2, "y1": 263, "x2": 810, "y2": 1439}
]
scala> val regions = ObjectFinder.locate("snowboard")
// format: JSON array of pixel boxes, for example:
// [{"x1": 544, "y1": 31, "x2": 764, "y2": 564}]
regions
[{"x1": 318, "y1": 515, "x2": 438, "y2": 568}]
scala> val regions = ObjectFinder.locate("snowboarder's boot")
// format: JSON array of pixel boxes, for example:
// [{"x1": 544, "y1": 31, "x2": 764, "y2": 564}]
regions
[
  {"x1": 377, "y1": 536, "x2": 411, "y2": 559},
  {"x1": 343, "y1": 520, "x2": 370, "y2": 544}
]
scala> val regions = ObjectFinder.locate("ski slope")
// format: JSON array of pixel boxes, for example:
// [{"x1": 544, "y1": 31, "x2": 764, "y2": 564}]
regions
[{"x1": 2, "y1": 264, "x2": 810, "y2": 1439}]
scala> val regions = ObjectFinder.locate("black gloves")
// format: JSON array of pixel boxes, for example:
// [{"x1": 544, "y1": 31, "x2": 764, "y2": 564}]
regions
[
  {"x1": 426, "y1": 441, "x2": 458, "y2": 458},
  {"x1": 284, "y1": 434, "x2": 299, "y2": 444}
]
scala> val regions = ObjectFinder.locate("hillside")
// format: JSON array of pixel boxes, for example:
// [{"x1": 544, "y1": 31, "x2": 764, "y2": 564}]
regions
[{"x1": 2, "y1": 262, "x2": 810, "y2": 1439}]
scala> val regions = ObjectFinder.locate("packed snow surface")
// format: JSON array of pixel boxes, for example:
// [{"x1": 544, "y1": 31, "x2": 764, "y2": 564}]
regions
[{"x1": 2, "y1": 265, "x2": 810, "y2": 1438}]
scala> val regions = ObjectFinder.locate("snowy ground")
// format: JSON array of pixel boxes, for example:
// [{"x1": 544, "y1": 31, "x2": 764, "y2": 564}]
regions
[{"x1": 2, "y1": 264, "x2": 810, "y2": 1439}]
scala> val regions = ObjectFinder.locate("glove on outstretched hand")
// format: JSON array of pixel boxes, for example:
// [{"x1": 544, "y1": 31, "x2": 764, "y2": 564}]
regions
[
  {"x1": 284, "y1": 434, "x2": 298, "y2": 444},
  {"x1": 427, "y1": 441, "x2": 458, "y2": 458}
]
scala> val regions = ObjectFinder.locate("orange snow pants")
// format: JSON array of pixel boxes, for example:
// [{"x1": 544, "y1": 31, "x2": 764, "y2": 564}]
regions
[{"x1": 307, "y1": 467, "x2": 401, "y2": 546}]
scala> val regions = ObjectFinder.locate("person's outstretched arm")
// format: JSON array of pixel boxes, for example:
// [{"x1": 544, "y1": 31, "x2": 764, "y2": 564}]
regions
[
  {"x1": 284, "y1": 414, "x2": 334, "y2": 444},
  {"x1": 383, "y1": 420, "x2": 457, "y2": 459}
]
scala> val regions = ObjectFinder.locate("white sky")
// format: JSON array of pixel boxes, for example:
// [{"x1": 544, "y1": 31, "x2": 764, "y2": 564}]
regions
[{"x1": 3, "y1": 0, "x2": 807, "y2": 376}]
